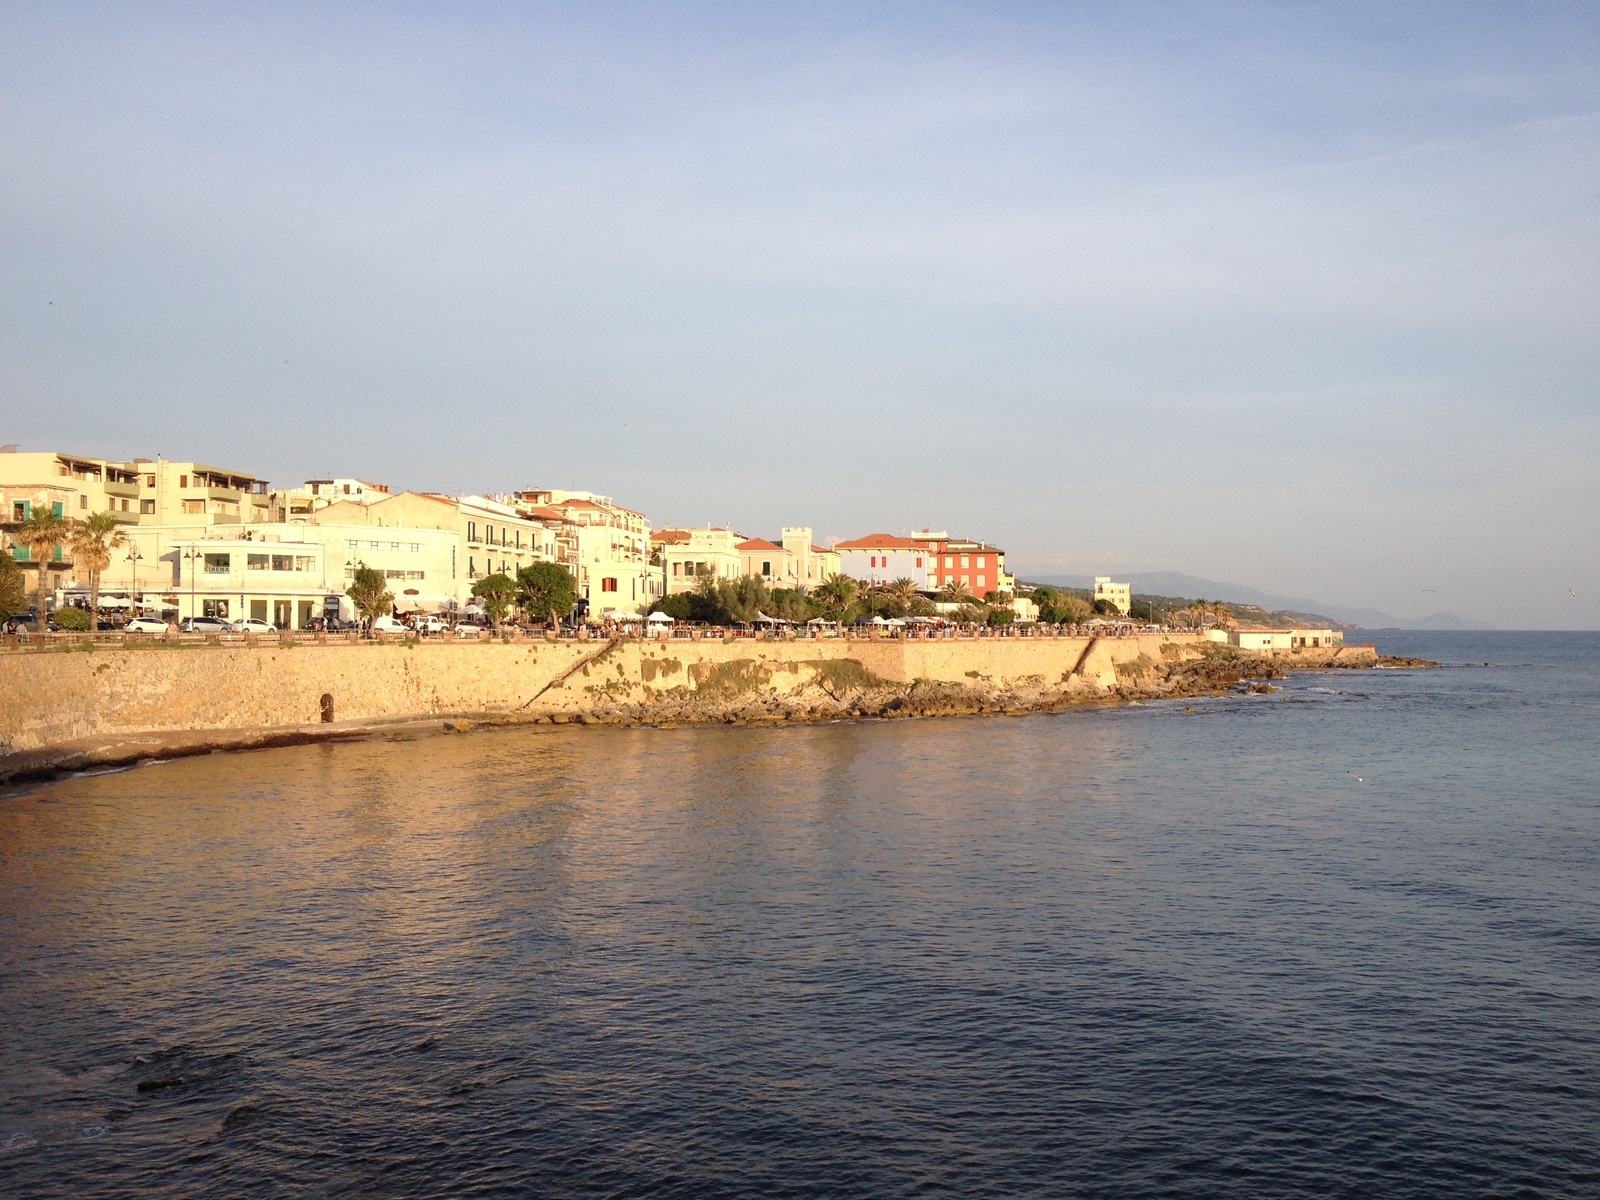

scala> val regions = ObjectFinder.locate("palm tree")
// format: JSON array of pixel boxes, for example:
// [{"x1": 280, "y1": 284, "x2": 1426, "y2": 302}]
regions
[
  {"x1": 939, "y1": 579, "x2": 972, "y2": 606},
  {"x1": 1210, "y1": 601, "x2": 1234, "y2": 630},
  {"x1": 68, "y1": 511, "x2": 129, "y2": 628},
  {"x1": 886, "y1": 578, "x2": 920, "y2": 613},
  {"x1": 16, "y1": 501, "x2": 73, "y2": 631},
  {"x1": 818, "y1": 573, "x2": 858, "y2": 615}
]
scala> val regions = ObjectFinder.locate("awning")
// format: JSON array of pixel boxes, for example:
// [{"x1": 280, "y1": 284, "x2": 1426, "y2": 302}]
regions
[
  {"x1": 604, "y1": 609, "x2": 644, "y2": 621},
  {"x1": 646, "y1": 611, "x2": 674, "y2": 623},
  {"x1": 394, "y1": 594, "x2": 457, "y2": 614}
]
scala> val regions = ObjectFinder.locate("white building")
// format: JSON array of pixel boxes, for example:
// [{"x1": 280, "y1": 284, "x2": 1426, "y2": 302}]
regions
[{"x1": 832, "y1": 533, "x2": 933, "y2": 587}]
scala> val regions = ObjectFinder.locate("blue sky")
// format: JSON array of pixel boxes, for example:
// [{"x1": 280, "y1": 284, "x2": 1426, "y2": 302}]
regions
[{"x1": 2, "y1": 2, "x2": 1595, "y2": 626}]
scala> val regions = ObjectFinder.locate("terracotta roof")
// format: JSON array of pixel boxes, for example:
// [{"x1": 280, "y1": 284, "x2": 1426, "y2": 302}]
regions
[
  {"x1": 811, "y1": 546, "x2": 829, "y2": 554},
  {"x1": 834, "y1": 533, "x2": 922, "y2": 550},
  {"x1": 736, "y1": 537, "x2": 783, "y2": 552},
  {"x1": 652, "y1": 528, "x2": 691, "y2": 544}
]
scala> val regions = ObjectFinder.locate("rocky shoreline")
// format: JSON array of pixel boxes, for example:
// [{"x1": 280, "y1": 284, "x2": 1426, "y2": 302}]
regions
[{"x1": 0, "y1": 648, "x2": 1433, "y2": 787}]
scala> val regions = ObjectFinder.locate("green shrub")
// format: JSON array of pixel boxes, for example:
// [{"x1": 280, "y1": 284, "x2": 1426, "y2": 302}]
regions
[{"x1": 54, "y1": 607, "x2": 91, "y2": 631}]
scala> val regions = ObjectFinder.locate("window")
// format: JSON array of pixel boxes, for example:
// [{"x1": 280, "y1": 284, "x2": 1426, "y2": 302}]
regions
[
  {"x1": 247, "y1": 554, "x2": 270, "y2": 571},
  {"x1": 944, "y1": 556, "x2": 953, "y2": 568},
  {"x1": 761, "y1": 561, "x2": 771, "y2": 576},
  {"x1": 367, "y1": 541, "x2": 381, "y2": 549},
  {"x1": 11, "y1": 501, "x2": 25, "y2": 521},
  {"x1": 977, "y1": 556, "x2": 986, "y2": 568},
  {"x1": 78, "y1": 495, "x2": 87, "y2": 509},
  {"x1": 271, "y1": 554, "x2": 294, "y2": 571},
  {"x1": 179, "y1": 474, "x2": 188, "y2": 488},
  {"x1": 961, "y1": 556, "x2": 969, "y2": 568},
  {"x1": 204, "y1": 553, "x2": 231, "y2": 574},
  {"x1": 390, "y1": 542, "x2": 401, "y2": 551},
  {"x1": 410, "y1": 543, "x2": 422, "y2": 553},
  {"x1": 405, "y1": 570, "x2": 425, "y2": 580},
  {"x1": 915, "y1": 557, "x2": 922, "y2": 568},
  {"x1": 468, "y1": 556, "x2": 476, "y2": 577},
  {"x1": 182, "y1": 500, "x2": 205, "y2": 514},
  {"x1": 485, "y1": 524, "x2": 493, "y2": 544},
  {"x1": 601, "y1": 578, "x2": 618, "y2": 592},
  {"x1": 145, "y1": 475, "x2": 155, "y2": 488},
  {"x1": 140, "y1": 499, "x2": 155, "y2": 514},
  {"x1": 203, "y1": 599, "x2": 229, "y2": 619},
  {"x1": 976, "y1": 575, "x2": 986, "y2": 588},
  {"x1": 385, "y1": 569, "x2": 405, "y2": 579},
  {"x1": 296, "y1": 556, "x2": 315, "y2": 572},
  {"x1": 467, "y1": 522, "x2": 477, "y2": 542}
]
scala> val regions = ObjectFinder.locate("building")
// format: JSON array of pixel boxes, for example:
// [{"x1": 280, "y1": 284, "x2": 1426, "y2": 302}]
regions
[
  {"x1": 94, "y1": 520, "x2": 466, "y2": 626},
  {"x1": 1290, "y1": 628, "x2": 1342, "y2": 648},
  {"x1": 122, "y1": 458, "x2": 271, "y2": 527},
  {"x1": 658, "y1": 527, "x2": 744, "y2": 595},
  {"x1": 1094, "y1": 577, "x2": 1132, "y2": 615},
  {"x1": 272, "y1": 478, "x2": 391, "y2": 522},
  {"x1": 510, "y1": 489, "x2": 659, "y2": 614},
  {"x1": 733, "y1": 527, "x2": 840, "y2": 590},
  {"x1": 907, "y1": 531, "x2": 1014, "y2": 595},
  {"x1": 832, "y1": 534, "x2": 932, "y2": 587},
  {"x1": 311, "y1": 491, "x2": 561, "y2": 597},
  {"x1": 0, "y1": 446, "x2": 269, "y2": 530}
]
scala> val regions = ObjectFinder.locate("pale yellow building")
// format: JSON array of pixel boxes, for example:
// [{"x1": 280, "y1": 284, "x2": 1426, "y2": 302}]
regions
[
  {"x1": 312, "y1": 491, "x2": 561, "y2": 591},
  {"x1": 0, "y1": 447, "x2": 144, "y2": 524},
  {"x1": 733, "y1": 528, "x2": 840, "y2": 590},
  {"x1": 510, "y1": 489, "x2": 659, "y2": 614},
  {"x1": 1094, "y1": 577, "x2": 1132, "y2": 615},
  {"x1": 272, "y1": 478, "x2": 391, "y2": 522},
  {"x1": 658, "y1": 527, "x2": 744, "y2": 595}
]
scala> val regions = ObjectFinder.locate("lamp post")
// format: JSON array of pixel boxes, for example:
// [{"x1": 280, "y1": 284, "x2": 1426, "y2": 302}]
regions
[
  {"x1": 125, "y1": 546, "x2": 143, "y2": 615},
  {"x1": 182, "y1": 547, "x2": 200, "y2": 624}
]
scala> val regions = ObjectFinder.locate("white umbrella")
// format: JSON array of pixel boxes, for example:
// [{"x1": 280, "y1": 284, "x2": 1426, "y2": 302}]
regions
[
  {"x1": 98, "y1": 597, "x2": 133, "y2": 609},
  {"x1": 606, "y1": 610, "x2": 644, "y2": 621},
  {"x1": 646, "y1": 611, "x2": 674, "y2": 624}
]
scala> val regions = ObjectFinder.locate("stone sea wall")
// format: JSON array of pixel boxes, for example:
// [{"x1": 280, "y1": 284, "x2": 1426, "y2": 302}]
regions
[{"x1": 0, "y1": 633, "x2": 1378, "y2": 779}]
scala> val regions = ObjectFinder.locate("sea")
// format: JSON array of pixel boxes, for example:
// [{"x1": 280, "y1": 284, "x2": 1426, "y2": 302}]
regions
[{"x1": 1, "y1": 631, "x2": 1596, "y2": 1198}]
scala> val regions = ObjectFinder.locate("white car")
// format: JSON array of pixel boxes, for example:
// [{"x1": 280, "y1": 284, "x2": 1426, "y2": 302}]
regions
[
  {"x1": 125, "y1": 615, "x2": 171, "y2": 633},
  {"x1": 454, "y1": 622, "x2": 489, "y2": 638},
  {"x1": 234, "y1": 618, "x2": 274, "y2": 634},
  {"x1": 372, "y1": 615, "x2": 407, "y2": 634},
  {"x1": 412, "y1": 615, "x2": 446, "y2": 634}
]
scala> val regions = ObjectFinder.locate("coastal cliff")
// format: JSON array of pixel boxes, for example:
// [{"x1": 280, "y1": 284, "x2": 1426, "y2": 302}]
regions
[{"x1": 0, "y1": 633, "x2": 1383, "y2": 782}]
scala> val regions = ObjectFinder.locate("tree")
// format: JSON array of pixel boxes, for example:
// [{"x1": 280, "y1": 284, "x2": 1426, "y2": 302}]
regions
[
  {"x1": 649, "y1": 592, "x2": 695, "y2": 620},
  {"x1": 472, "y1": 573, "x2": 517, "y2": 629},
  {"x1": 0, "y1": 544, "x2": 26, "y2": 618},
  {"x1": 515, "y1": 561, "x2": 578, "y2": 626},
  {"x1": 1039, "y1": 593, "x2": 1091, "y2": 624},
  {"x1": 816, "y1": 573, "x2": 858, "y2": 617},
  {"x1": 884, "y1": 578, "x2": 921, "y2": 617},
  {"x1": 68, "y1": 511, "x2": 129, "y2": 626},
  {"x1": 54, "y1": 605, "x2": 90, "y2": 631},
  {"x1": 1210, "y1": 601, "x2": 1234, "y2": 630},
  {"x1": 939, "y1": 579, "x2": 972, "y2": 606},
  {"x1": 346, "y1": 564, "x2": 392, "y2": 633},
  {"x1": 986, "y1": 607, "x2": 1014, "y2": 627},
  {"x1": 16, "y1": 501, "x2": 71, "y2": 631}
]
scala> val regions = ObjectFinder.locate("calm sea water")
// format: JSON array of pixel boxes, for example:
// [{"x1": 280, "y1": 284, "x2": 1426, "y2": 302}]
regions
[{"x1": 2, "y1": 631, "x2": 1596, "y2": 1198}]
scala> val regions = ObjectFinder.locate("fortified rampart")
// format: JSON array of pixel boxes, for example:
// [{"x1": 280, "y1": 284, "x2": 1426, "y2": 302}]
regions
[{"x1": 0, "y1": 633, "x2": 1377, "y2": 779}]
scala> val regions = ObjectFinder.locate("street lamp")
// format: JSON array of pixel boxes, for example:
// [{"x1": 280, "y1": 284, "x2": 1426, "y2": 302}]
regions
[
  {"x1": 124, "y1": 546, "x2": 143, "y2": 614},
  {"x1": 182, "y1": 547, "x2": 201, "y2": 624}
]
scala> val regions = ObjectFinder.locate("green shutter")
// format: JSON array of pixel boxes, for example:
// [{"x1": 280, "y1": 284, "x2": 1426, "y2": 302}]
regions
[
  {"x1": 52, "y1": 544, "x2": 63, "y2": 562},
  {"x1": 52, "y1": 502, "x2": 63, "y2": 517},
  {"x1": 10, "y1": 546, "x2": 24, "y2": 562}
]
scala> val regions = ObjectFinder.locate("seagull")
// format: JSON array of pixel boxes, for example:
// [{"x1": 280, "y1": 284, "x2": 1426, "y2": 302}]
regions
[{"x1": 1348, "y1": 771, "x2": 1366, "y2": 783}]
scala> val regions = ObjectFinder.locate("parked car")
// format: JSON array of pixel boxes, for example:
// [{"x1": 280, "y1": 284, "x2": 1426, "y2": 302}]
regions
[
  {"x1": 371, "y1": 615, "x2": 407, "y2": 634},
  {"x1": 180, "y1": 616, "x2": 234, "y2": 634},
  {"x1": 126, "y1": 615, "x2": 171, "y2": 633},
  {"x1": 232, "y1": 618, "x2": 274, "y2": 634},
  {"x1": 410, "y1": 615, "x2": 446, "y2": 634}
]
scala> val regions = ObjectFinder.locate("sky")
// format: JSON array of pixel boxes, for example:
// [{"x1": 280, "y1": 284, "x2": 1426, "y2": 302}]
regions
[{"x1": 2, "y1": 2, "x2": 1596, "y2": 627}]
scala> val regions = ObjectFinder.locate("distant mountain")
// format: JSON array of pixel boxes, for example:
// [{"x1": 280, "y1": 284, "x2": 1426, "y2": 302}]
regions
[{"x1": 1025, "y1": 571, "x2": 1490, "y2": 630}]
